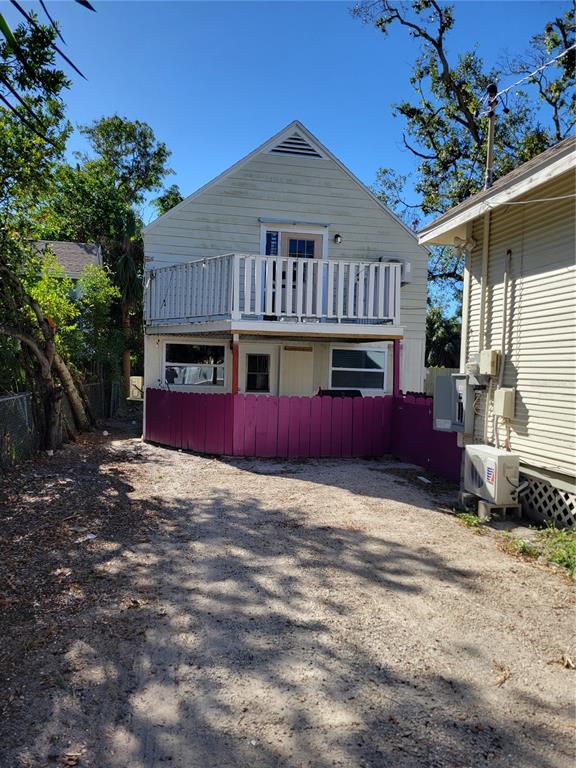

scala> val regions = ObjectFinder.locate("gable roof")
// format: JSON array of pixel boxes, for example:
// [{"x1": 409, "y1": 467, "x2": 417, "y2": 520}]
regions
[
  {"x1": 35, "y1": 240, "x2": 101, "y2": 277},
  {"x1": 419, "y1": 134, "x2": 576, "y2": 245},
  {"x1": 143, "y1": 120, "x2": 423, "y2": 246}
]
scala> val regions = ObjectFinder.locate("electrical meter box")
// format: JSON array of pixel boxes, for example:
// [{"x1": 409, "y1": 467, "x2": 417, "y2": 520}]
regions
[
  {"x1": 479, "y1": 349, "x2": 500, "y2": 376},
  {"x1": 433, "y1": 373, "x2": 474, "y2": 433},
  {"x1": 494, "y1": 387, "x2": 516, "y2": 419}
]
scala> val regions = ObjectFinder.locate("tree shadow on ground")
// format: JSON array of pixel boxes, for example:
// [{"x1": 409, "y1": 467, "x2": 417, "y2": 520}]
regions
[{"x1": 0, "y1": 431, "x2": 572, "y2": 768}]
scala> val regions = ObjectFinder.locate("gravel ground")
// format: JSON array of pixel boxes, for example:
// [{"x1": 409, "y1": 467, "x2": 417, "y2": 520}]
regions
[{"x1": 0, "y1": 424, "x2": 574, "y2": 768}]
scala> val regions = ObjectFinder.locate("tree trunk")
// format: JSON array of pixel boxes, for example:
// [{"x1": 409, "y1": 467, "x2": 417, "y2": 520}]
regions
[
  {"x1": 53, "y1": 353, "x2": 91, "y2": 431},
  {"x1": 45, "y1": 384, "x2": 63, "y2": 450},
  {"x1": 121, "y1": 302, "x2": 131, "y2": 398}
]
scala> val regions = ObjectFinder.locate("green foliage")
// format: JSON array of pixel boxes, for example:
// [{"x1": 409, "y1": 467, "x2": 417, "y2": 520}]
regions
[
  {"x1": 538, "y1": 526, "x2": 576, "y2": 578},
  {"x1": 501, "y1": 534, "x2": 539, "y2": 559},
  {"x1": 79, "y1": 115, "x2": 172, "y2": 205},
  {"x1": 456, "y1": 512, "x2": 483, "y2": 532},
  {"x1": 76, "y1": 264, "x2": 123, "y2": 376},
  {"x1": 355, "y1": 1, "x2": 575, "y2": 288},
  {"x1": 426, "y1": 303, "x2": 460, "y2": 367},
  {"x1": 153, "y1": 184, "x2": 184, "y2": 217},
  {"x1": 22, "y1": 249, "x2": 79, "y2": 361},
  {"x1": 500, "y1": 525, "x2": 576, "y2": 578}
]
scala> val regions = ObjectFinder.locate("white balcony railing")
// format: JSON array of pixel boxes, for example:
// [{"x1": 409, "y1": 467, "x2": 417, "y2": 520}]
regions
[{"x1": 145, "y1": 253, "x2": 401, "y2": 326}]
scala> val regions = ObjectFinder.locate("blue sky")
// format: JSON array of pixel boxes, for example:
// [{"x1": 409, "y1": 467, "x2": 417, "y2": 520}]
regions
[{"x1": 8, "y1": 1, "x2": 572, "y2": 224}]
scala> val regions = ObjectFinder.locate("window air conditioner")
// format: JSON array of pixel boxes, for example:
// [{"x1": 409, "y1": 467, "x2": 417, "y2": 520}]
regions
[{"x1": 464, "y1": 445, "x2": 519, "y2": 505}]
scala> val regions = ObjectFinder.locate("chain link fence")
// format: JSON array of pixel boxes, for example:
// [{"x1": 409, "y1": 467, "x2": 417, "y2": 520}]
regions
[
  {"x1": 0, "y1": 381, "x2": 122, "y2": 470},
  {"x1": 0, "y1": 393, "x2": 40, "y2": 470}
]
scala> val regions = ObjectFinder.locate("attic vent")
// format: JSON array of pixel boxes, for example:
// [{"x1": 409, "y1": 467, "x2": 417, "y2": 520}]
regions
[{"x1": 270, "y1": 132, "x2": 323, "y2": 158}]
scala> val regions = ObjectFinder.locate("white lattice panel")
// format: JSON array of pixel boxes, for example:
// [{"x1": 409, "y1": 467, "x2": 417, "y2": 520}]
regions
[{"x1": 522, "y1": 478, "x2": 576, "y2": 528}]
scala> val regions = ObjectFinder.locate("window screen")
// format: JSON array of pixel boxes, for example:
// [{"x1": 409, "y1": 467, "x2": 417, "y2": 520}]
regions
[{"x1": 246, "y1": 354, "x2": 270, "y2": 393}]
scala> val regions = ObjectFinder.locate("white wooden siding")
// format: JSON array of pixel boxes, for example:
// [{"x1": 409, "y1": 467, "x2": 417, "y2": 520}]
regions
[
  {"x1": 466, "y1": 171, "x2": 576, "y2": 479},
  {"x1": 144, "y1": 148, "x2": 427, "y2": 393}
]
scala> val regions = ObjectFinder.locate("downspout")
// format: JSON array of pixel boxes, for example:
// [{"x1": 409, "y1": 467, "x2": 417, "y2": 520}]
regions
[
  {"x1": 459, "y1": 224, "x2": 473, "y2": 372},
  {"x1": 494, "y1": 249, "x2": 512, "y2": 449},
  {"x1": 480, "y1": 211, "x2": 492, "y2": 444}
]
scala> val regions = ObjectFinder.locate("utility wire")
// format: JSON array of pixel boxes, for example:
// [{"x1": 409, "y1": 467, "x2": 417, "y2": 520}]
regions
[
  {"x1": 486, "y1": 193, "x2": 576, "y2": 208},
  {"x1": 476, "y1": 43, "x2": 576, "y2": 116},
  {"x1": 495, "y1": 43, "x2": 576, "y2": 100}
]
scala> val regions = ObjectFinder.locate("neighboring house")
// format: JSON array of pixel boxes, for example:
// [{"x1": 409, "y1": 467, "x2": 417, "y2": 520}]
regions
[
  {"x1": 419, "y1": 136, "x2": 575, "y2": 525},
  {"x1": 35, "y1": 241, "x2": 101, "y2": 282},
  {"x1": 142, "y1": 121, "x2": 428, "y2": 414}
]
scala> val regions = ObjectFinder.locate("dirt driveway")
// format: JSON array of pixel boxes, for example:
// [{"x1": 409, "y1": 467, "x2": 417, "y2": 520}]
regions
[{"x1": 1, "y1": 424, "x2": 574, "y2": 768}]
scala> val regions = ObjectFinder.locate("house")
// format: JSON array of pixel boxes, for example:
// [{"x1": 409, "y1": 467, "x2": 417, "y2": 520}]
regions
[
  {"x1": 142, "y1": 121, "x2": 429, "y2": 457},
  {"x1": 419, "y1": 135, "x2": 575, "y2": 526},
  {"x1": 35, "y1": 240, "x2": 101, "y2": 282}
]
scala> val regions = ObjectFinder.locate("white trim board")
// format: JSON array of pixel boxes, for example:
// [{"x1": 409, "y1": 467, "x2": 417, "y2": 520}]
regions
[
  {"x1": 419, "y1": 144, "x2": 576, "y2": 245},
  {"x1": 145, "y1": 318, "x2": 404, "y2": 340}
]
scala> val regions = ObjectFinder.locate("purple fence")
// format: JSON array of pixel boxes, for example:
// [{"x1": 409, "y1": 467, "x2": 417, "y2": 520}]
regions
[
  {"x1": 392, "y1": 395, "x2": 462, "y2": 483},
  {"x1": 145, "y1": 389, "x2": 462, "y2": 482}
]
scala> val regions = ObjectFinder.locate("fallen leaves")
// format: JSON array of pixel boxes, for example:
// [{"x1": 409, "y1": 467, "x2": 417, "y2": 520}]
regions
[
  {"x1": 547, "y1": 654, "x2": 575, "y2": 669},
  {"x1": 494, "y1": 662, "x2": 512, "y2": 687},
  {"x1": 61, "y1": 752, "x2": 81, "y2": 766}
]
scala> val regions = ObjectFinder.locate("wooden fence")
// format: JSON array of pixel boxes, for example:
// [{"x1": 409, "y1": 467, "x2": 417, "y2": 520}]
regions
[{"x1": 145, "y1": 389, "x2": 462, "y2": 482}]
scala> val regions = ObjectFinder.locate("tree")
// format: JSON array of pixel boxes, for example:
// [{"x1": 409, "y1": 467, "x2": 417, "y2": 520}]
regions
[
  {"x1": 35, "y1": 116, "x2": 173, "y2": 395},
  {"x1": 425, "y1": 303, "x2": 460, "y2": 368},
  {"x1": 0, "y1": 16, "x2": 92, "y2": 448},
  {"x1": 355, "y1": 1, "x2": 575, "y2": 291},
  {"x1": 153, "y1": 184, "x2": 183, "y2": 217}
]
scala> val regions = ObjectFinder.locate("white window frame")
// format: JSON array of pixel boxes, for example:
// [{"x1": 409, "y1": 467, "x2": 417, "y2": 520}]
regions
[
  {"x1": 163, "y1": 340, "x2": 226, "y2": 389},
  {"x1": 330, "y1": 345, "x2": 388, "y2": 391}
]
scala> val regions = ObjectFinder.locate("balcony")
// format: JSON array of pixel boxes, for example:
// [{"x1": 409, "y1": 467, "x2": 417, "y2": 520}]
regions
[{"x1": 144, "y1": 253, "x2": 403, "y2": 339}]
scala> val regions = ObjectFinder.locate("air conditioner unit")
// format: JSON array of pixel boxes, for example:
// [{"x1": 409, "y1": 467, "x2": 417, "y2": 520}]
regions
[{"x1": 464, "y1": 445, "x2": 519, "y2": 505}]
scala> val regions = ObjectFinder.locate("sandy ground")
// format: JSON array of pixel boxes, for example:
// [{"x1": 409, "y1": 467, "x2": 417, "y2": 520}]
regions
[{"x1": 0, "y1": 423, "x2": 574, "y2": 768}]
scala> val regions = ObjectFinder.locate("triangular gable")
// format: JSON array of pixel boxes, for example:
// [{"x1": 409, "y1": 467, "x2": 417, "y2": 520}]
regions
[{"x1": 143, "y1": 120, "x2": 424, "y2": 247}]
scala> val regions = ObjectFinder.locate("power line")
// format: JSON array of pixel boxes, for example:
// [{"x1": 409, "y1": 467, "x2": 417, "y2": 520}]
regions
[
  {"x1": 476, "y1": 42, "x2": 576, "y2": 117},
  {"x1": 495, "y1": 43, "x2": 576, "y2": 100}
]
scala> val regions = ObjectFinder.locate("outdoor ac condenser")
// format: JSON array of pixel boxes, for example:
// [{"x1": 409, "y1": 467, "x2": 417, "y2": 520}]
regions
[{"x1": 464, "y1": 445, "x2": 520, "y2": 505}]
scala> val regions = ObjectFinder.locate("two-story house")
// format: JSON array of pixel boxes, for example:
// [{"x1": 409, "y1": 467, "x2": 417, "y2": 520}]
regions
[{"x1": 142, "y1": 121, "x2": 429, "y2": 457}]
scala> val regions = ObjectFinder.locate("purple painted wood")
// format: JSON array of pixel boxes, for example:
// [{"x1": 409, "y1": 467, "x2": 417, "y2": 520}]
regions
[
  {"x1": 223, "y1": 394, "x2": 234, "y2": 455},
  {"x1": 204, "y1": 394, "x2": 221, "y2": 454},
  {"x1": 309, "y1": 397, "x2": 323, "y2": 457},
  {"x1": 319, "y1": 397, "x2": 333, "y2": 457},
  {"x1": 277, "y1": 396, "x2": 291, "y2": 458},
  {"x1": 351, "y1": 397, "x2": 363, "y2": 456},
  {"x1": 298, "y1": 397, "x2": 312, "y2": 458},
  {"x1": 341, "y1": 398, "x2": 353, "y2": 457},
  {"x1": 287, "y1": 397, "x2": 301, "y2": 458},
  {"x1": 144, "y1": 389, "x2": 460, "y2": 482},
  {"x1": 243, "y1": 395, "x2": 258, "y2": 457},
  {"x1": 330, "y1": 397, "x2": 343, "y2": 457},
  {"x1": 232, "y1": 394, "x2": 246, "y2": 456}
]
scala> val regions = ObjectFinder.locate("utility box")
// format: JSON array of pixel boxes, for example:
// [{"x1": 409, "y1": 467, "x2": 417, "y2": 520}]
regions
[
  {"x1": 494, "y1": 387, "x2": 516, "y2": 419},
  {"x1": 479, "y1": 349, "x2": 500, "y2": 376},
  {"x1": 433, "y1": 373, "x2": 474, "y2": 433}
]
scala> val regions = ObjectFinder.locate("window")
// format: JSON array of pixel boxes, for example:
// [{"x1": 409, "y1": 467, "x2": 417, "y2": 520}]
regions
[
  {"x1": 287, "y1": 238, "x2": 315, "y2": 259},
  {"x1": 330, "y1": 348, "x2": 387, "y2": 390},
  {"x1": 164, "y1": 344, "x2": 224, "y2": 387},
  {"x1": 246, "y1": 354, "x2": 270, "y2": 393}
]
